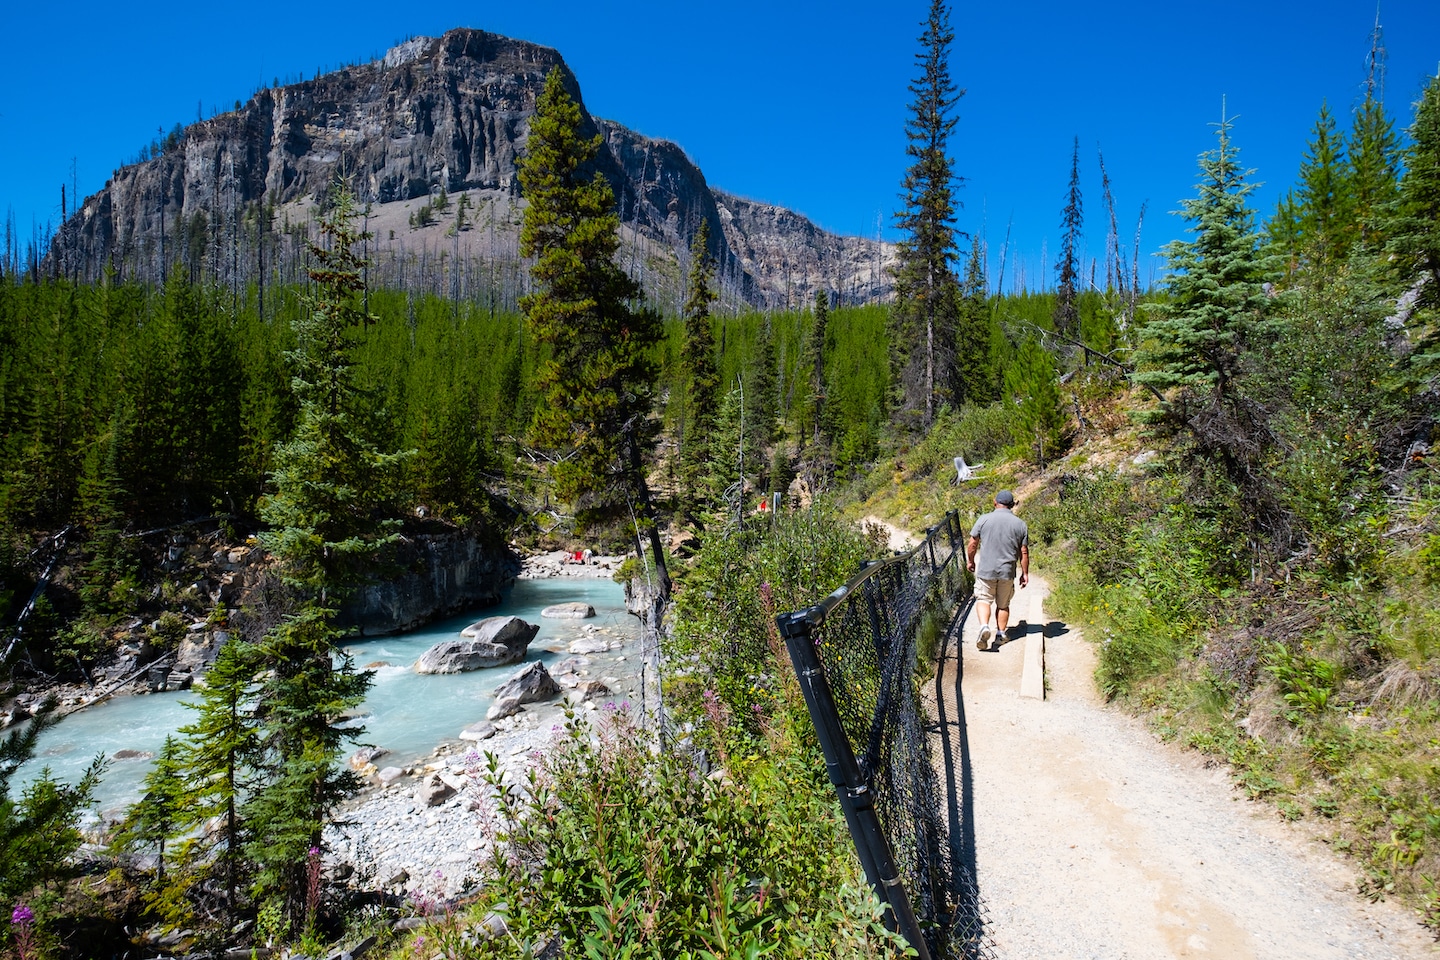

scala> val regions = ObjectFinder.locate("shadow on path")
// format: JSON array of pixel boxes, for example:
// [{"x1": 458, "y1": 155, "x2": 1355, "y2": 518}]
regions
[{"x1": 931, "y1": 596, "x2": 995, "y2": 959}]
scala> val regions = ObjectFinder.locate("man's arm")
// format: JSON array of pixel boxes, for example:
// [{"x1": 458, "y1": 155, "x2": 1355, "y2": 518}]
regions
[
  {"x1": 966, "y1": 535, "x2": 979, "y2": 572},
  {"x1": 1018, "y1": 543, "x2": 1030, "y2": 587}
]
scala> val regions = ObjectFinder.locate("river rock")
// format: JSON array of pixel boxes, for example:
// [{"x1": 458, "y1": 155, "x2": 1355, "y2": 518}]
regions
[
  {"x1": 492, "y1": 661, "x2": 562, "y2": 704},
  {"x1": 576, "y1": 680, "x2": 611, "y2": 702},
  {"x1": 417, "y1": 773, "x2": 456, "y2": 807},
  {"x1": 486, "y1": 696, "x2": 524, "y2": 721},
  {"x1": 112, "y1": 749, "x2": 155, "y2": 761},
  {"x1": 414, "y1": 617, "x2": 538, "y2": 674},
  {"x1": 459, "y1": 720, "x2": 498, "y2": 741},
  {"x1": 568, "y1": 637, "x2": 612, "y2": 655},
  {"x1": 350, "y1": 746, "x2": 389, "y2": 770},
  {"x1": 377, "y1": 766, "x2": 405, "y2": 786},
  {"x1": 541, "y1": 602, "x2": 595, "y2": 619}
]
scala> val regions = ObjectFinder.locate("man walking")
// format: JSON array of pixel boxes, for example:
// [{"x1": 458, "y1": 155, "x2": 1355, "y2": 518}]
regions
[{"x1": 966, "y1": 489, "x2": 1029, "y2": 651}]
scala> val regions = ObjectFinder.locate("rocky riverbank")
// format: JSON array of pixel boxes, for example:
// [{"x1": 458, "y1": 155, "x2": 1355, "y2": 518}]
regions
[{"x1": 324, "y1": 551, "x2": 643, "y2": 897}]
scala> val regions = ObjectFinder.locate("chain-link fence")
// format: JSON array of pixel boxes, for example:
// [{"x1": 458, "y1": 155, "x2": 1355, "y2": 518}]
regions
[{"x1": 776, "y1": 511, "x2": 992, "y2": 960}]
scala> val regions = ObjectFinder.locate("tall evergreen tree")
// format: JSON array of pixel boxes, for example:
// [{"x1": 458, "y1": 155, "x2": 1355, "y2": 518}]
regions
[
  {"x1": 1054, "y1": 137, "x2": 1083, "y2": 338},
  {"x1": 1349, "y1": 92, "x2": 1401, "y2": 248},
  {"x1": 1135, "y1": 111, "x2": 1272, "y2": 411},
  {"x1": 518, "y1": 68, "x2": 670, "y2": 597},
  {"x1": 891, "y1": 0, "x2": 964, "y2": 429},
  {"x1": 1385, "y1": 74, "x2": 1440, "y2": 384},
  {"x1": 177, "y1": 638, "x2": 260, "y2": 914},
  {"x1": 1294, "y1": 101, "x2": 1355, "y2": 268},
  {"x1": 1267, "y1": 189, "x2": 1304, "y2": 278},
  {"x1": 680, "y1": 220, "x2": 719, "y2": 519},
  {"x1": 1004, "y1": 339, "x2": 1065, "y2": 467},
  {"x1": 797, "y1": 290, "x2": 833, "y2": 492},
  {"x1": 955, "y1": 235, "x2": 992, "y2": 404},
  {"x1": 246, "y1": 182, "x2": 398, "y2": 921}
]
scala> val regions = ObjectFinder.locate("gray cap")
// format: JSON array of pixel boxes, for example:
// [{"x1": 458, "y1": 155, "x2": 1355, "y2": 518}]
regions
[{"x1": 995, "y1": 489, "x2": 1016, "y2": 506}]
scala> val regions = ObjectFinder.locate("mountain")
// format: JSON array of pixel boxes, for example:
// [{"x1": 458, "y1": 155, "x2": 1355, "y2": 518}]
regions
[{"x1": 49, "y1": 29, "x2": 894, "y2": 311}]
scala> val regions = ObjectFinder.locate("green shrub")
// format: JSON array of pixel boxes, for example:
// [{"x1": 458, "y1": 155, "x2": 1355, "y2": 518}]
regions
[{"x1": 476, "y1": 709, "x2": 908, "y2": 958}]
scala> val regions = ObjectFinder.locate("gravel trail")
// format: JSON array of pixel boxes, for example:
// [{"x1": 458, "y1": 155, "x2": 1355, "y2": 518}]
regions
[{"x1": 938, "y1": 575, "x2": 1436, "y2": 959}]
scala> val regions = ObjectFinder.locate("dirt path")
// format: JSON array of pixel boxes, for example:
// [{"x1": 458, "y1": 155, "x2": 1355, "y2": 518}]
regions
[
  {"x1": 860, "y1": 514, "x2": 920, "y2": 552},
  {"x1": 935, "y1": 576, "x2": 1436, "y2": 959}
]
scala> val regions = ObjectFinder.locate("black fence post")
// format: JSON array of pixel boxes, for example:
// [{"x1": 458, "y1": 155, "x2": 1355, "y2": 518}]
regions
[{"x1": 776, "y1": 608, "x2": 934, "y2": 960}]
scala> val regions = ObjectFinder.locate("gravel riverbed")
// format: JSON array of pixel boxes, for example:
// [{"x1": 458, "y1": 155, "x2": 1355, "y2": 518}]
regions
[{"x1": 324, "y1": 552, "x2": 643, "y2": 898}]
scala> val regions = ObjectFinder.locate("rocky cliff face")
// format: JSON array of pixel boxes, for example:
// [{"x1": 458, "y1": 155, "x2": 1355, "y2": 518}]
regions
[
  {"x1": 337, "y1": 532, "x2": 518, "y2": 637},
  {"x1": 52, "y1": 29, "x2": 893, "y2": 310}
]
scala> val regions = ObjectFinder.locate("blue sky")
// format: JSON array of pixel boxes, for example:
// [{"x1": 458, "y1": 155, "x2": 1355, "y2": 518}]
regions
[{"x1": 3, "y1": 1, "x2": 1438, "y2": 292}]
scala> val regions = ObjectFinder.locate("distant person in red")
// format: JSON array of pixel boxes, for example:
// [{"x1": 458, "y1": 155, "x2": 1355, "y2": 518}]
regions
[{"x1": 966, "y1": 489, "x2": 1029, "y2": 651}]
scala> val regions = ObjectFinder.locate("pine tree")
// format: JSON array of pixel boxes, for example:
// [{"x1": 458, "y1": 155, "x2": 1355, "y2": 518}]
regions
[
  {"x1": 747, "y1": 317, "x2": 780, "y2": 448},
  {"x1": 177, "y1": 638, "x2": 260, "y2": 913},
  {"x1": 1135, "y1": 110, "x2": 1272, "y2": 411},
  {"x1": 518, "y1": 68, "x2": 670, "y2": 597},
  {"x1": 113, "y1": 735, "x2": 187, "y2": 883},
  {"x1": 800, "y1": 289, "x2": 830, "y2": 461},
  {"x1": 0, "y1": 699, "x2": 102, "y2": 901},
  {"x1": 1004, "y1": 339, "x2": 1064, "y2": 467},
  {"x1": 1348, "y1": 92, "x2": 1401, "y2": 248},
  {"x1": 1295, "y1": 101, "x2": 1355, "y2": 268},
  {"x1": 1267, "y1": 189, "x2": 1303, "y2": 279},
  {"x1": 680, "y1": 220, "x2": 719, "y2": 518},
  {"x1": 1385, "y1": 74, "x2": 1440, "y2": 382},
  {"x1": 704, "y1": 383, "x2": 763, "y2": 529},
  {"x1": 1054, "y1": 137, "x2": 1083, "y2": 337},
  {"x1": 247, "y1": 181, "x2": 398, "y2": 920},
  {"x1": 76, "y1": 418, "x2": 137, "y2": 614},
  {"x1": 891, "y1": 0, "x2": 964, "y2": 430},
  {"x1": 955, "y1": 235, "x2": 992, "y2": 404}
]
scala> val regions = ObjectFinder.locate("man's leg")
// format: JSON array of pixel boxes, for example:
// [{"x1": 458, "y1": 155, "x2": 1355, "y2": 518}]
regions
[
  {"x1": 994, "y1": 579, "x2": 1015, "y2": 640},
  {"x1": 976, "y1": 600, "x2": 992, "y2": 631}
]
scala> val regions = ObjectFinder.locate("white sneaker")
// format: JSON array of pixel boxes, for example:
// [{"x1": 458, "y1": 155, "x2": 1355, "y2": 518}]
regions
[{"x1": 976, "y1": 623, "x2": 993, "y2": 651}]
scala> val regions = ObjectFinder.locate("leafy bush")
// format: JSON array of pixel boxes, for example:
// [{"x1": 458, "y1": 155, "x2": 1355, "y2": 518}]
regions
[
  {"x1": 669, "y1": 501, "x2": 874, "y2": 729},
  {"x1": 475, "y1": 709, "x2": 907, "y2": 959}
]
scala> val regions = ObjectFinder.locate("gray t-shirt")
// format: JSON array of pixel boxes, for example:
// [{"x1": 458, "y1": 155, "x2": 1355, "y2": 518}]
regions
[{"x1": 971, "y1": 507, "x2": 1029, "y2": 580}]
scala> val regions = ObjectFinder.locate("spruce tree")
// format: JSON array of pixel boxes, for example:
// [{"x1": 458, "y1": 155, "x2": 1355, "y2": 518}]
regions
[
  {"x1": 704, "y1": 383, "x2": 763, "y2": 529},
  {"x1": 891, "y1": 0, "x2": 964, "y2": 429},
  {"x1": 800, "y1": 289, "x2": 831, "y2": 465},
  {"x1": 1004, "y1": 339, "x2": 1064, "y2": 467},
  {"x1": 1294, "y1": 101, "x2": 1355, "y2": 268},
  {"x1": 177, "y1": 638, "x2": 260, "y2": 914},
  {"x1": 1135, "y1": 111, "x2": 1272, "y2": 411},
  {"x1": 1054, "y1": 137, "x2": 1083, "y2": 338},
  {"x1": 113, "y1": 735, "x2": 188, "y2": 884},
  {"x1": 247, "y1": 181, "x2": 398, "y2": 921},
  {"x1": 518, "y1": 68, "x2": 670, "y2": 597},
  {"x1": 955, "y1": 235, "x2": 992, "y2": 404},
  {"x1": 1348, "y1": 92, "x2": 1401, "y2": 248},
  {"x1": 1267, "y1": 189, "x2": 1303, "y2": 279},
  {"x1": 680, "y1": 220, "x2": 719, "y2": 519},
  {"x1": 1385, "y1": 74, "x2": 1440, "y2": 382}
]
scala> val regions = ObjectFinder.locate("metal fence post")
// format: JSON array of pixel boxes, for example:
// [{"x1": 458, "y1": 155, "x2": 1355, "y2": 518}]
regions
[{"x1": 776, "y1": 609, "x2": 934, "y2": 960}]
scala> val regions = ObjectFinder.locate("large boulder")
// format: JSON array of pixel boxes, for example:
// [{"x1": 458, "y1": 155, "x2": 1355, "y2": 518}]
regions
[
  {"x1": 414, "y1": 616, "x2": 539, "y2": 673},
  {"x1": 491, "y1": 661, "x2": 561, "y2": 711},
  {"x1": 541, "y1": 602, "x2": 595, "y2": 619}
]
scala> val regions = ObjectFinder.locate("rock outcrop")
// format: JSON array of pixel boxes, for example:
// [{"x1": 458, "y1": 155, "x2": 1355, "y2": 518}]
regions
[
  {"x1": 413, "y1": 616, "x2": 538, "y2": 674},
  {"x1": 49, "y1": 29, "x2": 893, "y2": 310},
  {"x1": 338, "y1": 532, "x2": 515, "y2": 637}
]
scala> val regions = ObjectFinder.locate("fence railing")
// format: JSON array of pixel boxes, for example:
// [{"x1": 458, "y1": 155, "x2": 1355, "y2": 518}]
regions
[{"x1": 775, "y1": 511, "x2": 975, "y2": 960}]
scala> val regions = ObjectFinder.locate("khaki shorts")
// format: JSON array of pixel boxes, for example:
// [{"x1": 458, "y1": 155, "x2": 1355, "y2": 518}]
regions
[{"x1": 974, "y1": 576, "x2": 1014, "y2": 610}]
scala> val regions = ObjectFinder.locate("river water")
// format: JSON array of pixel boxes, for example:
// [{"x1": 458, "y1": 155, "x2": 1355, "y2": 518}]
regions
[{"x1": 15, "y1": 577, "x2": 639, "y2": 818}]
